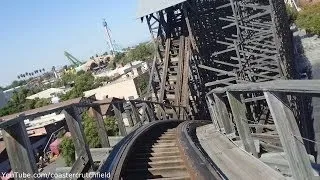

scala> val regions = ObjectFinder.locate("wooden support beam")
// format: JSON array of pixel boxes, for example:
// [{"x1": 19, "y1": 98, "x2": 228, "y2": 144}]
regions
[
  {"x1": 125, "y1": 108, "x2": 134, "y2": 127},
  {"x1": 113, "y1": 103, "x2": 127, "y2": 136},
  {"x1": 206, "y1": 96, "x2": 221, "y2": 130},
  {"x1": 159, "y1": 104, "x2": 167, "y2": 120},
  {"x1": 1, "y1": 115, "x2": 37, "y2": 179},
  {"x1": 227, "y1": 92, "x2": 258, "y2": 157},
  {"x1": 129, "y1": 101, "x2": 141, "y2": 124},
  {"x1": 145, "y1": 102, "x2": 156, "y2": 121},
  {"x1": 159, "y1": 38, "x2": 171, "y2": 103},
  {"x1": 180, "y1": 37, "x2": 190, "y2": 119},
  {"x1": 264, "y1": 92, "x2": 314, "y2": 179},
  {"x1": 63, "y1": 107, "x2": 93, "y2": 173},
  {"x1": 89, "y1": 107, "x2": 110, "y2": 148},
  {"x1": 213, "y1": 94, "x2": 234, "y2": 134},
  {"x1": 174, "y1": 36, "x2": 185, "y2": 110}
]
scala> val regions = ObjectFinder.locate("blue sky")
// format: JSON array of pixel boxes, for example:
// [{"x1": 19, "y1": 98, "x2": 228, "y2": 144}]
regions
[{"x1": 0, "y1": 0, "x2": 150, "y2": 86}]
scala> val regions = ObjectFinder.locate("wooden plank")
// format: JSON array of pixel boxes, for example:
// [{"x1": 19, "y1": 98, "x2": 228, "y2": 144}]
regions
[
  {"x1": 213, "y1": 94, "x2": 234, "y2": 134},
  {"x1": 198, "y1": 64, "x2": 237, "y2": 76},
  {"x1": 183, "y1": 4, "x2": 199, "y2": 52},
  {"x1": 264, "y1": 92, "x2": 314, "y2": 179},
  {"x1": 1, "y1": 116, "x2": 37, "y2": 178},
  {"x1": 243, "y1": 95, "x2": 265, "y2": 103},
  {"x1": 180, "y1": 37, "x2": 190, "y2": 116},
  {"x1": 174, "y1": 36, "x2": 185, "y2": 108},
  {"x1": 112, "y1": 104, "x2": 127, "y2": 136},
  {"x1": 197, "y1": 125, "x2": 285, "y2": 179},
  {"x1": 206, "y1": 96, "x2": 221, "y2": 130},
  {"x1": 63, "y1": 107, "x2": 93, "y2": 173},
  {"x1": 205, "y1": 77, "x2": 237, "y2": 87},
  {"x1": 227, "y1": 92, "x2": 258, "y2": 157},
  {"x1": 125, "y1": 108, "x2": 134, "y2": 127},
  {"x1": 159, "y1": 38, "x2": 171, "y2": 103},
  {"x1": 145, "y1": 102, "x2": 156, "y2": 121},
  {"x1": 69, "y1": 151, "x2": 89, "y2": 179},
  {"x1": 211, "y1": 80, "x2": 320, "y2": 95},
  {"x1": 248, "y1": 124, "x2": 276, "y2": 130},
  {"x1": 89, "y1": 106, "x2": 110, "y2": 148},
  {"x1": 129, "y1": 101, "x2": 141, "y2": 124}
]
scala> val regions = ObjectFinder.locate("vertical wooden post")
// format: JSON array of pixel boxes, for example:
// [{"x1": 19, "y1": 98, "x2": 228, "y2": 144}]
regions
[
  {"x1": 206, "y1": 96, "x2": 221, "y2": 130},
  {"x1": 172, "y1": 107, "x2": 179, "y2": 120},
  {"x1": 63, "y1": 107, "x2": 93, "y2": 173},
  {"x1": 264, "y1": 92, "x2": 314, "y2": 179},
  {"x1": 145, "y1": 102, "x2": 156, "y2": 121},
  {"x1": 214, "y1": 94, "x2": 234, "y2": 134},
  {"x1": 125, "y1": 108, "x2": 134, "y2": 127},
  {"x1": 129, "y1": 101, "x2": 141, "y2": 124},
  {"x1": 89, "y1": 106, "x2": 110, "y2": 148},
  {"x1": 159, "y1": 104, "x2": 167, "y2": 120},
  {"x1": 1, "y1": 116, "x2": 37, "y2": 179},
  {"x1": 113, "y1": 103, "x2": 127, "y2": 136},
  {"x1": 227, "y1": 92, "x2": 258, "y2": 157}
]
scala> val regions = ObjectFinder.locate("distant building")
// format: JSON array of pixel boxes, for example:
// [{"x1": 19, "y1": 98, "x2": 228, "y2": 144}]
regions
[
  {"x1": 26, "y1": 88, "x2": 69, "y2": 102},
  {"x1": 84, "y1": 78, "x2": 139, "y2": 100},
  {"x1": 96, "y1": 61, "x2": 148, "y2": 78}
]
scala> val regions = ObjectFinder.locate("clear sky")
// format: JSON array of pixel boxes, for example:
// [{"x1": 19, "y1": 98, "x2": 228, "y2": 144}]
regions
[{"x1": 0, "y1": 0, "x2": 150, "y2": 86}]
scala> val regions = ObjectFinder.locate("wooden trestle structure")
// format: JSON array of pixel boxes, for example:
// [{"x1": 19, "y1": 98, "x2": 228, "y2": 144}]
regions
[
  {"x1": 138, "y1": 0, "x2": 319, "y2": 178},
  {"x1": 141, "y1": 0, "x2": 295, "y2": 120}
]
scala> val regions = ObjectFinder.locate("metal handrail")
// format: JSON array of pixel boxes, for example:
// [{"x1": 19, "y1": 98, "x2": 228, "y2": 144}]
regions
[{"x1": 42, "y1": 127, "x2": 65, "y2": 157}]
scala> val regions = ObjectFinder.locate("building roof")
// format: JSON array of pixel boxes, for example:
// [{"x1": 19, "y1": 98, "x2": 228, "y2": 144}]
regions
[
  {"x1": 26, "y1": 88, "x2": 66, "y2": 100},
  {"x1": 137, "y1": 0, "x2": 187, "y2": 18}
]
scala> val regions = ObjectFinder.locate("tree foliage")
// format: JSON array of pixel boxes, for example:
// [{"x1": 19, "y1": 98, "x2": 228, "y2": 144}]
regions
[
  {"x1": 82, "y1": 111, "x2": 118, "y2": 148},
  {"x1": 0, "y1": 88, "x2": 50, "y2": 117},
  {"x1": 110, "y1": 42, "x2": 154, "y2": 67},
  {"x1": 60, "y1": 137, "x2": 75, "y2": 166},
  {"x1": 60, "y1": 72, "x2": 100, "y2": 101},
  {"x1": 286, "y1": 5, "x2": 298, "y2": 24},
  {"x1": 60, "y1": 112, "x2": 119, "y2": 165},
  {"x1": 126, "y1": 43, "x2": 154, "y2": 63},
  {"x1": 296, "y1": 3, "x2": 320, "y2": 35}
]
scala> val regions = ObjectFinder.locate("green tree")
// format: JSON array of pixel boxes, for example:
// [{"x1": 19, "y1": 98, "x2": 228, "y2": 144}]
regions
[
  {"x1": 0, "y1": 88, "x2": 50, "y2": 116},
  {"x1": 104, "y1": 116, "x2": 118, "y2": 136},
  {"x1": 34, "y1": 98, "x2": 51, "y2": 108},
  {"x1": 60, "y1": 72, "x2": 97, "y2": 101},
  {"x1": 286, "y1": 5, "x2": 298, "y2": 24},
  {"x1": 126, "y1": 43, "x2": 154, "y2": 63},
  {"x1": 82, "y1": 111, "x2": 118, "y2": 148},
  {"x1": 60, "y1": 137, "x2": 75, "y2": 166}
]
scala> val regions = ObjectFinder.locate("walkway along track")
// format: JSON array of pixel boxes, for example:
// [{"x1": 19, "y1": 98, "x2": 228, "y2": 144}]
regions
[{"x1": 95, "y1": 120, "x2": 222, "y2": 180}]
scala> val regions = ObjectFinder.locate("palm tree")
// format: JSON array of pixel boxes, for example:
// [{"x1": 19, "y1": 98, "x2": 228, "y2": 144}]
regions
[
  {"x1": 17, "y1": 75, "x2": 20, "y2": 79},
  {"x1": 25, "y1": 72, "x2": 29, "y2": 76}
]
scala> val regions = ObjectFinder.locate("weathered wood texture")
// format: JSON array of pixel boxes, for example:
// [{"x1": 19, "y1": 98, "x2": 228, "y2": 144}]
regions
[
  {"x1": 63, "y1": 107, "x2": 93, "y2": 174},
  {"x1": 264, "y1": 92, "x2": 314, "y2": 179},
  {"x1": 113, "y1": 104, "x2": 127, "y2": 136},
  {"x1": 213, "y1": 94, "x2": 234, "y2": 134},
  {"x1": 212, "y1": 80, "x2": 320, "y2": 95},
  {"x1": 129, "y1": 101, "x2": 141, "y2": 124},
  {"x1": 89, "y1": 106, "x2": 110, "y2": 148},
  {"x1": 227, "y1": 92, "x2": 258, "y2": 157},
  {"x1": 197, "y1": 124, "x2": 285, "y2": 180},
  {"x1": 1, "y1": 116, "x2": 37, "y2": 179}
]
